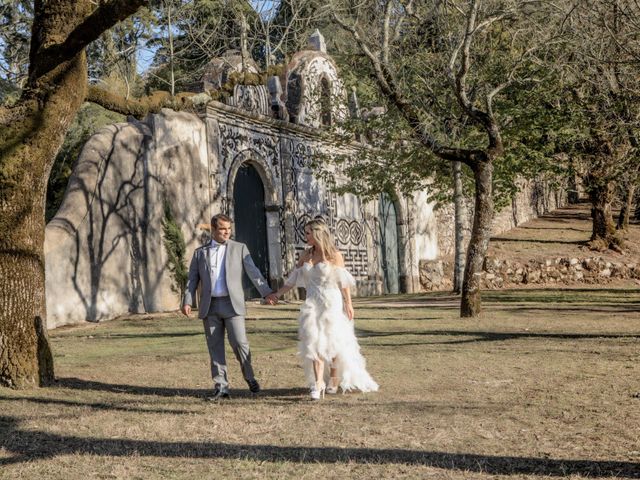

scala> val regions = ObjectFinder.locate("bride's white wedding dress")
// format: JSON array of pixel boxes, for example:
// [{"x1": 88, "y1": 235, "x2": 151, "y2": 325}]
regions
[{"x1": 285, "y1": 261, "x2": 379, "y2": 393}]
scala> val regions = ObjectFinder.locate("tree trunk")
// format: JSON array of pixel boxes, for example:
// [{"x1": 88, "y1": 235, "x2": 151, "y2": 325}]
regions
[
  {"x1": 0, "y1": 0, "x2": 148, "y2": 388},
  {"x1": 453, "y1": 161, "x2": 465, "y2": 294},
  {"x1": 240, "y1": 12, "x2": 249, "y2": 72},
  {"x1": 167, "y1": 3, "x2": 175, "y2": 98},
  {"x1": 0, "y1": 3, "x2": 91, "y2": 387},
  {"x1": 617, "y1": 184, "x2": 635, "y2": 230},
  {"x1": 587, "y1": 177, "x2": 620, "y2": 251},
  {"x1": 460, "y1": 159, "x2": 494, "y2": 318}
]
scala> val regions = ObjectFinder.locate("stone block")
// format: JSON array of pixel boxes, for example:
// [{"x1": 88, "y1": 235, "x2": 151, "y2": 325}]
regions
[
  {"x1": 524, "y1": 270, "x2": 541, "y2": 283},
  {"x1": 419, "y1": 260, "x2": 445, "y2": 291}
]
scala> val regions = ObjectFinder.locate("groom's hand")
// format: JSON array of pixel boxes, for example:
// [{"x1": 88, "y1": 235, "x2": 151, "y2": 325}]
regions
[
  {"x1": 181, "y1": 305, "x2": 191, "y2": 317},
  {"x1": 265, "y1": 293, "x2": 278, "y2": 305}
]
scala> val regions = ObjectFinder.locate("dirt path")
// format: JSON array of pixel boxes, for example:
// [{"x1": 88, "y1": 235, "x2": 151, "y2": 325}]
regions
[{"x1": 488, "y1": 202, "x2": 640, "y2": 263}]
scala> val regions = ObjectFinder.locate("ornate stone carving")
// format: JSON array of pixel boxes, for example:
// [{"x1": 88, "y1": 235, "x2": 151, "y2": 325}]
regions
[
  {"x1": 268, "y1": 76, "x2": 289, "y2": 121},
  {"x1": 219, "y1": 123, "x2": 279, "y2": 177},
  {"x1": 285, "y1": 51, "x2": 348, "y2": 128},
  {"x1": 308, "y1": 29, "x2": 327, "y2": 53},
  {"x1": 202, "y1": 50, "x2": 260, "y2": 91},
  {"x1": 225, "y1": 84, "x2": 270, "y2": 116}
]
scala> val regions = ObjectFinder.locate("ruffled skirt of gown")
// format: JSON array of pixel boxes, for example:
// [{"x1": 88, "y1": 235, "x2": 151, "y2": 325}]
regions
[{"x1": 297, "y1": 286, "x2": 378, "y2": 393}]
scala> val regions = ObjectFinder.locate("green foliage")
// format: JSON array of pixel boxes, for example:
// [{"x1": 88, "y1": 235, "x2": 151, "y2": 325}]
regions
[
  {"x1": 144, "y1": 0, "x2": 262, "y2": 93},
  {"x1": 46, "y1": 103, "x2": 125, "y2": 222},
  {"x1": 322, "y1": 1, "x2": 569, "y2": 213},
  {"x1": 162, "y1": 200, "x2": 188, "y2": 298},
  {"x1": 550, "y1": 2, "x2": 640, "y2": 203},
  {"x1": 87, "y1": 12, "x2": 151, "y2": 99},
  {"x1": 0, "y1": 1, "x2": 32, "y2": 103},
  {"x1": 490, "y1": 73, "x2": 574, "y2": 209},
  {"x1": 269, "y1": 0, "x2": 334, "y2": 62},
  {"x1": 316, "y1": 109, "x2": 455, "y2": 205},
  {"x1": 322, "y1": 33, "x2": 468, "y2": 207}
]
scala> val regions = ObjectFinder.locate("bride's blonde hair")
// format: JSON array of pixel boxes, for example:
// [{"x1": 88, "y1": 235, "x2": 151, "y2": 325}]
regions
[{"x1": 305, "y1": 219, "x2": 338, "y2": 260}]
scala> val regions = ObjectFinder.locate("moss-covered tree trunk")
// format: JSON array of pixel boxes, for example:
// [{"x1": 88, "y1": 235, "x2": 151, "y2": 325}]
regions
[
  {"x1": 0, "y1": 0, "x2": 148, "y2": 388},
  {"x1": 453, "y1": 161, "x2": 466, "y2": 295},
  {"x1": 586, "y1": 176, "x2": 620, "y2": 251},
  {"x1": 0, "y1": 2, "x2": 91, "y2": 388},
  {"x1": 460, "y1": 159, "x2": 494, "y2": 318},
  {"x1": 617, "y1": 184, "x2": 635, "y2": 231}
]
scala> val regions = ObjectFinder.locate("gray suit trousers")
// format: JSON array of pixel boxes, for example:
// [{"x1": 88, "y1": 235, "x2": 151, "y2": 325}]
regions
[{"x1": 203, "y1": 296, "x2": 254, "y2": 388}]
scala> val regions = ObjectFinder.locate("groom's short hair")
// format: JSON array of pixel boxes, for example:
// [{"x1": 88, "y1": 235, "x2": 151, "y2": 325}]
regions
[{"x1": 211, "y1": 214, "x2": 232, "y2": 228}]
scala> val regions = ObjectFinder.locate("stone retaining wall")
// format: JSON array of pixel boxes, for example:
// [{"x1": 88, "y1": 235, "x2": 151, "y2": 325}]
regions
[
  {"x1": 420, "y1": 176, "x2": 568, "y2": 291},
  {"x1": 419, "y1": 255, "x2": 640, "y2": 291},
  {"x1": 435, "y1": 177, "x2": 566, "y2": 258},
  {"x1": 480, "y1": 256, "x2": 640, "y2": 289}
]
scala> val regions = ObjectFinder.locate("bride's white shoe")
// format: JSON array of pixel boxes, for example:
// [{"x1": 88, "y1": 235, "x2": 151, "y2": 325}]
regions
[
  {"x1": 310, "y1": 380, "x2": 326, "y2": 400},
  {"x1": 326, "y1": 377, "x2": 339, "y2": 394}
]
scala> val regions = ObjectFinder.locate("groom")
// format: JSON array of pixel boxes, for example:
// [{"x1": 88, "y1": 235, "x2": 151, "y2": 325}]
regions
[{"x1": 182, "y1": 214, "x2": 278, "y2": 400}]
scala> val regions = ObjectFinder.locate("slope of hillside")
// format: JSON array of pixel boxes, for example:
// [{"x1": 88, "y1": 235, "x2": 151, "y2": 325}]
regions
[{"x1": 483, "y1": 203, "x2": 640, "y2": 288}]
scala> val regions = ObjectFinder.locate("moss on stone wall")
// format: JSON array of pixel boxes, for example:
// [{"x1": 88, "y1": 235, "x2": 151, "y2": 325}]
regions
[{"x1": 162, "y1": 200, "x2": 187, "y2": 299}]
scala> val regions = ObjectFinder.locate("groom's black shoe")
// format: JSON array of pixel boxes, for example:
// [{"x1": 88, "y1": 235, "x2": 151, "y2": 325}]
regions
[
  {"x1": 247, "y1": 379, "x2": 261, "y2": 394},
  {"x1": 207, "y1": 385, "x2": 230, "y2": 401}
]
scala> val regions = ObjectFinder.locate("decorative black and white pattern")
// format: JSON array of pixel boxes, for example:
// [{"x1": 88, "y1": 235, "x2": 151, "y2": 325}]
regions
[
  {"x1": 219, "y1": 123, "x2": 279, "y2": 177},
  {"x1": 294, "y1": 213, "x2": 312, "y2": 244},
  {"x1": 212, "y1": 91, "x2": 378, "y2": 285},
  {"x1": 343, "y1": 247, "x2": 369, "y2": 277},
  {"x1": 335, "y1": 219, "x2": 364, "y2": 246},
  {"x1": 290, "y1": 183, "x2": 370, "y2": 279},
  {"x1": 292, "y1": 142, "x2": 314, "y2": 169}
]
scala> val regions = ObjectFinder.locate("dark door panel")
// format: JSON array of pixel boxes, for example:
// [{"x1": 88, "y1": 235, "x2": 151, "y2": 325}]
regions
[
  {"x1": 233, "y1": 163, "x2": 270, "y2": 299},
  {"x1": 379, "y1": 192, "x2": 400, "y2": 294}
]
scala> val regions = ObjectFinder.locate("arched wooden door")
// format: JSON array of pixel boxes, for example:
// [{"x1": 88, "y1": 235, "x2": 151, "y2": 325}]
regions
[
  {"x1": 378, "y1": 192, "x2": 400, "y2": 294},
  {"x1": 233, "y1": 163, "x2": 270, "y2": 299}
]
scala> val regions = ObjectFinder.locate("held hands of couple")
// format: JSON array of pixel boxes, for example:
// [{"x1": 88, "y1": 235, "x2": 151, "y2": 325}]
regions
[{"x1": 265, "y1": 293, "x2": 279, "y2": 305}]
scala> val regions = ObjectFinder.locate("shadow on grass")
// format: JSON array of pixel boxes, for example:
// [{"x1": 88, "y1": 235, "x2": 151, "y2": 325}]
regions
[
  {"x1": 502, "y1": 305, "x2": 640, "y2": 314},
  {"x1": 0, "y1": 395, "x2": 193, "y2": 415},
  {"x1": 54, "y1": 377, "x2": 307, "y2": 400},
  {"x1": 539, "y1": 211, "x2": 594, "y2": 221},
  {"x1": 0, "y1": 415, "x2": 637, "y2": 477},
  {"x1": 483, "y1": 288, "x2": 640, "y2": 301},
  {"x1": 55, "y1": 377, "x2": 210, "y2": 398},
  {"x1": 352, "y1": 290, "x2": 640, "y2": 308},
  {"x1": 490, "y1": 237, "x2": 586, "y2": 245},
  {"x1": 518, "y1": 226, "x2": 589, "y2": 232},
  {"x1": 357, "y1": 328, "x2": 640, "y2": 346},
  {"x1": 63, "y1": 332, "x2": 204, "y2": 340}
]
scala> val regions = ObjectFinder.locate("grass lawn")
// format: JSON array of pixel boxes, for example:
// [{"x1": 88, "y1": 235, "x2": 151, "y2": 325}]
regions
[{"x1": 1, "y1": 289, "x2": 640, "y2": 479}]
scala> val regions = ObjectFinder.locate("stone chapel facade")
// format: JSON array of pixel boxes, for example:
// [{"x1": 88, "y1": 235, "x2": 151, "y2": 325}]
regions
[{"x1": 43, "y1": 31, "x2": 563, "y2": 328}]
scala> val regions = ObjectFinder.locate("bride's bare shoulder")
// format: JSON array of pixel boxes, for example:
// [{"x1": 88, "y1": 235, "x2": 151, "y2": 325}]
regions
[{"x1": 333, "y1": 250, "x2": 345, "y2": 267}]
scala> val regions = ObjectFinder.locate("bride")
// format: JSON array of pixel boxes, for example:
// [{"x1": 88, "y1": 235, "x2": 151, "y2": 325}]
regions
[{"x1": 271, "y1": 219, "x2": 379, "y2": 400}]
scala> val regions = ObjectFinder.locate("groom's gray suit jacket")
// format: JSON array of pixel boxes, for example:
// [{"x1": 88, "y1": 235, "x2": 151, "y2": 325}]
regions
[{"x1": 183, "y1": 239, "x2": 272, "y2": 318}]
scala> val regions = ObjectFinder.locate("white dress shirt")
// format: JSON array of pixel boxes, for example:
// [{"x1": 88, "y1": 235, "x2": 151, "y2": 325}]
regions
[{"x1": 209, "y1": 240, "x2": 229, "y2": 297}]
